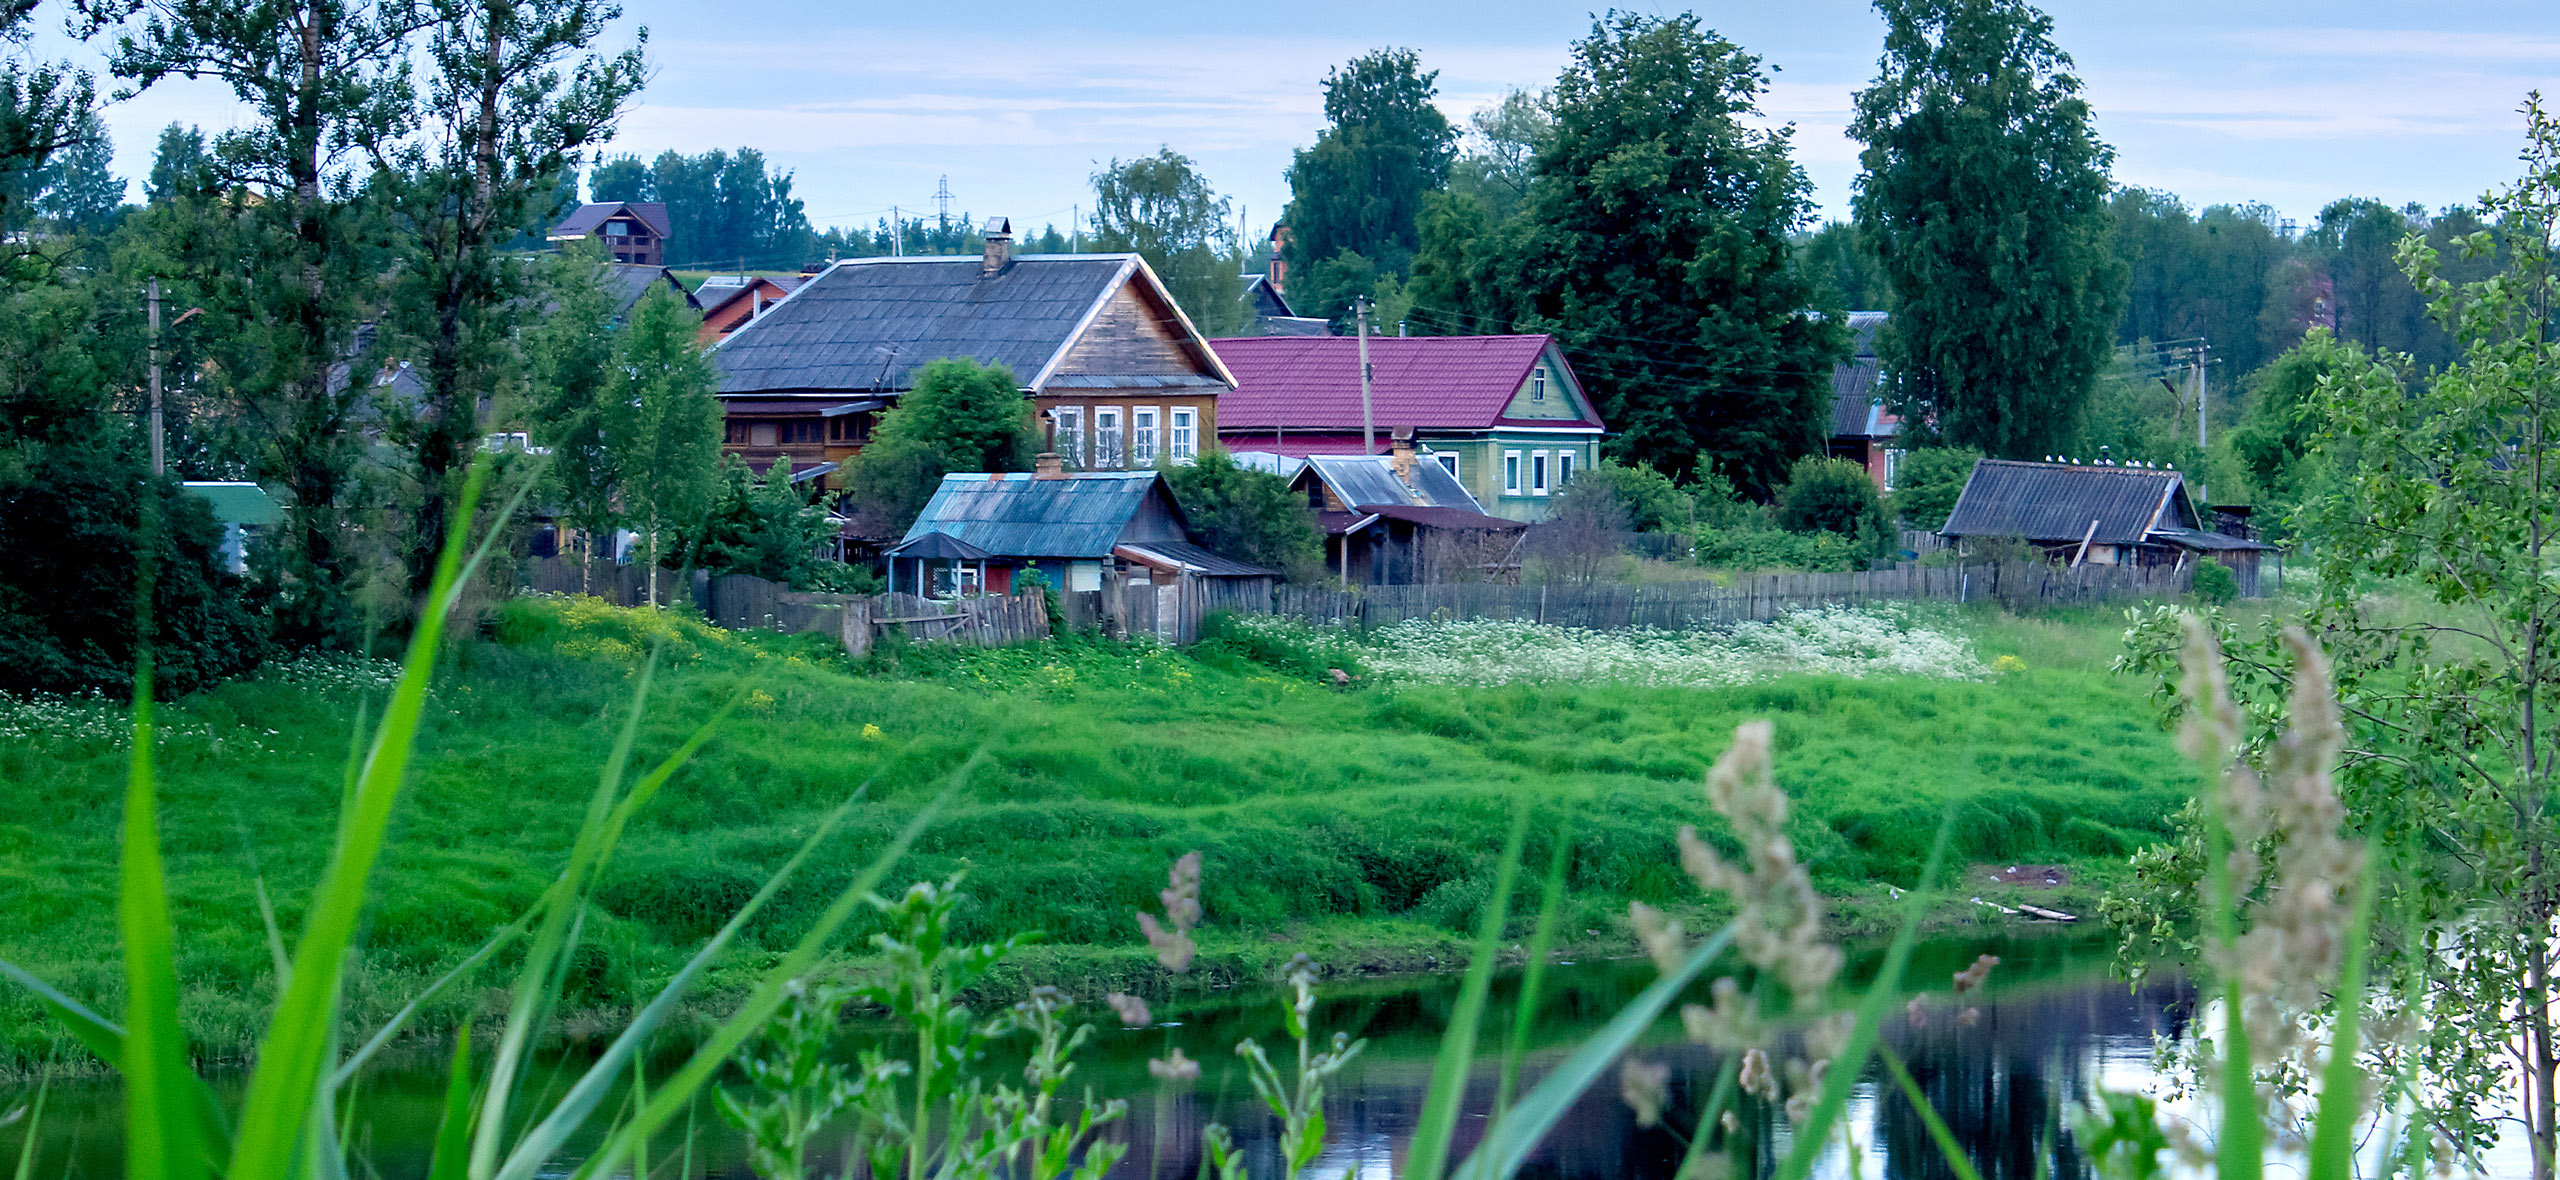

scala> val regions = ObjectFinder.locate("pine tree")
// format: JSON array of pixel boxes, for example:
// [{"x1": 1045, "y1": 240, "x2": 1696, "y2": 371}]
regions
[{"x1": 1850, "y1": 0, "x2": 2125, "y2": 459}]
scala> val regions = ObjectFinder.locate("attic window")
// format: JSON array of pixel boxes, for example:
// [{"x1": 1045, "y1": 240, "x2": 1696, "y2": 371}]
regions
[
  {"x1": 1433, "y1": 452, "x2": 1459, "y2": 479},
  {"x1": 1531, "y1": 366, "x2": 1548, "y2": 402}
]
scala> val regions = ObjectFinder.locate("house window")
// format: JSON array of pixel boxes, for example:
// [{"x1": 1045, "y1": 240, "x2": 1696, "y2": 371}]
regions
[
  {"x1": 1557, "y1": 449, "x2": 1575, "y2": 487},
  {"x1": 1133, "y1": 407, "x2": 1161, "y2": 467},
  {"x1": 827, "y1": 414, "x2": 873, "y2": 444},
  {"x1": 1531, "y1": 366, "x2": 1548, "y2": 402},
  {"x1": 725, "y1": 420, "x2": 750, "y2": 445},
  {"x1": 1531, "y1": 450, "x2": 1550, "y2": 496},
  {"x1": 749, "y1": 421, "x2": 777, "y2": 448},
  {"x1": 1503, "y1": 450, "x2": 1522, "y2": 495},
  {"x1": 1433, "y1": 452, "x2": 1459, "y2": 480},
  {"x1": 1881, "y1": 448, "x2": 1905, "y2": 492},
  {"x1": 1094, "y1": 407, "x2": 1125, "y2": 469},
  {"x1": 1052, "y1": 407, "x2": 1083, "y2": 466},
  {"x1": 779, "y1": 420, "x2": 822, "y2": 445},
  {"x1": 1169, "y1": 407, "x2": 1198, "y2": 464}
]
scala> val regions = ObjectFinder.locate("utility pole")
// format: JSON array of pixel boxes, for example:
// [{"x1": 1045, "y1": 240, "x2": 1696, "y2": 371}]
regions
[
  {"x1": 147, "y1": 278, "x2": 163, "y2": 476},
  {"x1": 2193, "y1": 338, "x2": 2209, "y2": 451},
  {"x1": 1356, "y1": 296, "x2": 1375, "y2": 454}
]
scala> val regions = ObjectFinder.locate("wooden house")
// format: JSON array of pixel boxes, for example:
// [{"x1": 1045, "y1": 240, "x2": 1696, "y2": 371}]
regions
[
  {"x1": 712, "y1": 217, "x2": 1233, "y2": 492},
  {"x1": 1938, "y1": 458, "x2": 2274, "y2": 594},
  {"x1": 1251, "y1": 444, "x2": 1525, "y2": 585},
  {"x1": 1239, "y1": 274, "x2": 1328, "y2": 336},
  {"x1": 550, "y1": 201, "x2": 672, "y2": 266},
  {"x1": 1826, "y1": 311, "x2": 1902, "y2": 491},
  {"x1": 883, "y1": 466, "x2": 1275, "y2": 628},
  {"x1": 1210, "y1": 333, "x2": 1605, "y2": 522},
  {"x1": 696, "y1": 275, "x2": 806, "y2": 343}
]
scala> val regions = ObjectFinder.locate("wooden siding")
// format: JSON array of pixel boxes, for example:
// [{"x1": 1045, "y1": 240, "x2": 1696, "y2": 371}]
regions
[{"x1": 1049, "y1": 283, "x2": 1220, "y2": 381}]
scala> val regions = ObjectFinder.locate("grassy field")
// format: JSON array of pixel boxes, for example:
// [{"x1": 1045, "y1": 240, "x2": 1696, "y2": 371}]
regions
[{"x1": 0, "y1": 595, "x2": 2198, "y2": 1067}]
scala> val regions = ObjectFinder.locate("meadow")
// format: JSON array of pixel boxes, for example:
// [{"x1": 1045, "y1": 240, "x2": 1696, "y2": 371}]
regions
[{"x1": 0, "y1": 595, "x2": 2196, "y2": 1068}]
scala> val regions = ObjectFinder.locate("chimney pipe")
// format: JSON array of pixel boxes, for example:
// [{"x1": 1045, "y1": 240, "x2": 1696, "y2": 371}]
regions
[
  {"x1": 1035, "y1": 415, "x2": 1065, "y2": 478},
  {"x1": 1390, "y1": 428, "x2": 1416, "y2": 488},
  {"x1": 981, "y1": 215, "x2": 1014, "y2": 277}
]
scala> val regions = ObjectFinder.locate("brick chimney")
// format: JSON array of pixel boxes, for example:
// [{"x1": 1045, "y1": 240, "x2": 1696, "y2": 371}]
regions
[
  {"x1": 981, "y1": 215, "x2": 1014, "y2": 277},
  {"x1": 1035, "y1": 416, "x2": 1065, "y2": 478},
  {"x1": 1390, "y1": 427, "x2": 1416, "y2": 487}
]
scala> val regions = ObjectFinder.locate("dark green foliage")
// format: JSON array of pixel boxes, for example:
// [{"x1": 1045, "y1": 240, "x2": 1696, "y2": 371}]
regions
[
  {"x1": 1776, "y1": 456, "x2": 1894, "y2": 566},
  {"x1": 688, "y1": 457, "x2": 841, "y2": 588},
  {"x1": 1281, "y1": 48, "x2": 1457, "y2": 324},
  {"x1": 1575, "y1": 461, "x2": 1692, "y2": 534},
  {"x1": 1087, "y1": 149, "x2": 1248, "y2": 335},
  {"x1": 32, "y1": 108, "x2": 122, "y2": 236},
  {"x1": 144, "y1": 123, "x2": 209, "y2": 204},
  {"x1": 528, "y1": 245, "x2": 624, "y2": 556},
  {"x1": 2188, "y1": 561, "x2": 2236, "y2": 606},
  {"x1": 1850, "y1": 0, "x2": 2125, "y2": 459},
  {"x1": 844, "y1": 359, "x2": 1039, "y2": 539},
  {"x1": 1158, "y1": 449, "x2": 1322, "y2": 581},
  {"x1": 2228, "y1": 329, "x2": 2375, "y2": 510},
  {"x1": 587, "y1": 148, "x2": 815, "y2": 269},
  {"x1": 0, "y1": 443, "x2": 265, "y2": 697},
  {"x1": 1799, "y1": 221, "x2": 1892, "y2": 312},
  {"x1": 1888, "y1": 447, "x2": 1979, "y2": 531},
  {"x1": 1444, "y1": 89, "x2": 1549, "y2": 227},
  {"x1": 2109, "y1": 189, "x2": 2295, "y2": 380},
  {"x1": 1411, "y1": 14, "x2": 1846, "y2": 498},
  {"x1": 1194, "y1": 612, "x2": 1359, "y2": 680},
  {"x1": 607, "y1": 287, "x2": 725, "y2": 582}
]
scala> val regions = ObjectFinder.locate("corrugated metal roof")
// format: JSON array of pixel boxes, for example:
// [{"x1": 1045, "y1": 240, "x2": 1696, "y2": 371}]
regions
[
  {"x1": 1940, "y1": 460, "x2": 2190, "y2": 545},
  {"x1": 181, "y1": 482, "x2": 282, "y2": 527},
  {"x1": 901, "y1": 471, "x2": 1165, "y2": 559},
  {"x1": 610, "y1": 264, "x2": 700, "y2": 317},
  {"x1": 1210, "y1": 334, "x2": 1602, "y2": 432},
  {"x1": 1829, "y1": 311, "x2": 1895, "y2": 440},
  {"x1": 1301, "y1": 454, "x2": 1485, "y2": 513},
  {"x1": 1365, "y1": 504, "x2": 1525, "y2": 530},
  {"x1": 1227, "y1": 451, "x2": 1308, "y2": 480},
  {"x1": 1117, "y1": 541, "x2": 1276, "y2": 578},
  {"x1": 715, "y1": 255, "x2": 1143, "y2": 395}
]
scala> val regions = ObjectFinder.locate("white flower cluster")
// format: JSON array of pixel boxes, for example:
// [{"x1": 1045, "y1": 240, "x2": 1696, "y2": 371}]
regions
[
  {"x1": 257, "y1": 652, "x2": 403, "y2": 696},
  {"x1": 1359, "y1": 605, "x2": 1986, "y2": 688},
  {"x1": 0, "y1": 690, "x2": 133, "y2": 748}
]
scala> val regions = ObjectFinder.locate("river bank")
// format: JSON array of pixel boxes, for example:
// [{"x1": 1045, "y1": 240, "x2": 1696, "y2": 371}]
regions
[{"x1": 0, "y1": 598, "x2": 2189, "y2": 1069}]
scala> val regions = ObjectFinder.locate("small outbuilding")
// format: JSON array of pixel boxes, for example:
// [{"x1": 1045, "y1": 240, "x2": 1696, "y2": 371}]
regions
[
  {"x1": 1282, "y1": 442, "x2": 1527, "y2": 585},
  {"x1": 1938, "y1": 458, "x2": 2274, "y2": 595}
]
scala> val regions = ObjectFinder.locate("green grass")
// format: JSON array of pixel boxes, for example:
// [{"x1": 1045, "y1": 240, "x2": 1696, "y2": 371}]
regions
[{"x1": 0, "y1": 597, "x2": 2194, "y2": 1068}]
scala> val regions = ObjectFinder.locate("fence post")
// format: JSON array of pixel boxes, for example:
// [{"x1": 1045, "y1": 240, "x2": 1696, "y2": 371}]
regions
[{"x1": 841, "y1": 598, "x2": 873, "y2": 659}]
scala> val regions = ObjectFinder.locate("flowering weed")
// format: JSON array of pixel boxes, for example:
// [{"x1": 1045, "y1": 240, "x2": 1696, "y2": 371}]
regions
[{"x1": 1361, "y1": 605, "x2": 1986, "y2": 688}]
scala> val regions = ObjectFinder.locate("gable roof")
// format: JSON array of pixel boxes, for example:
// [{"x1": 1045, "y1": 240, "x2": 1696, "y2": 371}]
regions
[
  {"x1": 1939, "y1": 459, "x2": 2200, "y2": 546},
  {"x1": 1831, "y1": 311, "x2": 1895, "y2": 440},
  {"x1": 552, "y1": 201, "x2": 670, "y2": 239},
  {"x1": 900, "y1": 471, "x2": 1176, "y2": 559},
  {"x1": 608, "y1": 264, "x2": 701, "y2": 317},
  {"x1": 697, "y1": 275, "x2": 802, "y2": 320},
  {"x1": 1209, "y1": 334, "x2": 1601, "y2": 432},
  {"x1": 1296, "y1": 453, "x2": 1486, "y2": 514},
  {"x1": 713, "y1": 254, "x2": 1233, "y2": 396}
]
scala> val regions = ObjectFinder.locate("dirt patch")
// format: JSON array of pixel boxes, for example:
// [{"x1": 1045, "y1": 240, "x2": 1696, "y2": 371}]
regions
[{"x1": 1983, "y1": 863, "x2": 2070, "y2": 889}]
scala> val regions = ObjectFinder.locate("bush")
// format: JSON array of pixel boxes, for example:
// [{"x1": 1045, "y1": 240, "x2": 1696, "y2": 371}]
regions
[
  {"x1": 1888, "y1": 446, "x2": 1980, "y2": 531},
  {"x1": 2191, "y1": 560, "x2": 2238, "y2": 605},
  {"x1": 686, "y1": 456, "x2": 841, "y2": 587},
  {"x1": 1776, "y1": 456, "x2": 1894, "y2": 568},
  {"x1": 843, "y1": 359, "x2": 1040, "y2": 538},
  {"x1": 1159, "y1": 449, "x2": 1323, "y2": 581},
  {"x1": 1195, "y1": 611, "x2": 1361, "y2": 678}
]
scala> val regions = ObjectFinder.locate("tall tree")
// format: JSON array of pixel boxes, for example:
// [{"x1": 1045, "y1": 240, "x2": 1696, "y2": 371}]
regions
[
  {"x1": 380, "y1": 0, "x2": 642, "y2": 605},
  {"x1": 1849, "y1": 0, "x2": 2125, "y2": 459},
  {"x1": 1280, "y1": 48, "x2": 1457, "y2": 324},
  {"x1": 1446, "y1": 88, "x2": 1550, "y2": 227},
  {"x1": 584, "y1": 151, "x2": 647, "y2": 205},
  {"x1": 842, "y1": 359, "x2": 1038, "y2": 540},
  {"x1": 77, "y1": 0, "x2": 429, "y2": 648},
  {"x1": 588, "y1": 147, "x2": 813, "y2": 268},
  {"x1": 526, "y1": 243, "x2": 622, "y2": 578},
  {"x1": 604, "y1": 287, "x2": 722, "y2": 605},
  {"x1": 1798, "y1": 220, "x2": 1892, "y2": 311},
  {"x1": 1089, "y1": 149, "x2": 1248, "y2": 336},
  {"x1": 1411, "y1": 13, "x2": 1845, "y2": 497},
  {"x1": 34, "y1": 108, "x2": 123, "y2": 235},
  {"x1": 145, "y1": 123, "x2": 209, "y2": 203}
]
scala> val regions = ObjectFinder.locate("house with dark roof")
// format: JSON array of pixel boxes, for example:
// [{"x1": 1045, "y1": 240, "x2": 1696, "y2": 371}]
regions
[
  {"x1": 551, "y1": 201, "x2": 672, "y2": 266},
  {"x1": 696, "y1": 275, "x2": 805, "y2": 343},
  {"x1": 608, "y1": 263, "x2": 702, "y2": 319},
  {"x1": 1209, "y1": 333, "x2": 1606, "y2": 523},
  {"x1": 1826, "y1": 311, "x2": 1900, "y2": 490},
  {"x1": 1939, "y1": 458, "x2": 2273, "y2": 594},
  {"x1": 713, "y1": 218, "x2": 1234, "y2": 491},
  {"x1": 1282, "y1": 445, "x2": 1526, "y2": 585},
  {"x1": 884, "y1": 466, "x2": 1276, "y2": 635}
]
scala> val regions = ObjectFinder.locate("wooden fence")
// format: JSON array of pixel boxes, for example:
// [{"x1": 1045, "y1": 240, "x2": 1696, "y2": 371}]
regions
[{"x1": 1271, "y1": 561, "x2": 2188, "y2": 631}]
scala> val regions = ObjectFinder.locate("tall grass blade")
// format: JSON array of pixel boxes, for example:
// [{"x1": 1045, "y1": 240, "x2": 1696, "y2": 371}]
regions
[
  {"x1": 227, "y1": 462, "x2": 493, "y2": 1180},
  {"x1": 1405, "y1": 803, "x2": 1531, "y2": 1180},
  {"x1": 490, "y1": 778, "x2": 879, "y2": 1180},
  {"x1": 567, "y1": 777, "x2": 967, "y2": 1180},
  {"x1": 2306, "y1": 860, "x2": 2379, "y2": 1180},
  {"x1": 12, "y1": 1070, "x2": 47, "y2": 1180},
  {"x1": 1772, "y1": 814, "x2": 1954, "y2": 1180},
  {"x1": 121, "y1": 629, "x2": 203, "y2": 1180},
  {"x1": 0, "y1": 966, "x2": 231, "y2": 1159},
  {"x1": 1671, "y1": 1053, "x2": 1740, "y2": 1180},
  {"x1": 2199, "y1": 766, "x2": 2259, "y2": 1180},
  {"x1": 426, "y1": 1024, "x2": 473, "y2": 1180},
  {"x1": 471, "y1": 649, "x2": 662, "y2": 1180},
  {"x1": 1451, "y1": 923, "x2": 1738, "y2": 1180},
  {"x1": 1878, "y1": 1046, "x2": 1982, "y2": 1180},
  {"x1": 1493, "y1": 823, "x2": 1574, "y2": 1122}
]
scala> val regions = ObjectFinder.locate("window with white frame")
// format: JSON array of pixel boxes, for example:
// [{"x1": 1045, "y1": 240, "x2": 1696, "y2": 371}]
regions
[
  {"x1": 1557, "y1": 449, "x2": 1576, "y2": 487},
  {"x1": 1502, "y1": 450, "x2": 1522, "y2": 495},
  {"x1": 1530, "y1": 366, "x2": 1548, "y2": 403},
  {"x1": 1169, "y1": 407, "x2": 1198, "y2": 463},
  {"x1": 1094, "y1": 407, "x2": 1125, "y2": 469},
  {"x1": 1530, "y1": 450, "x2": 1550, "y2": 496},
  {"x1": 1132, "y1": 407, "x2": 1160, "y2": 467},
  {"x1": 1881, "y1": 448, "x2": 1905, "y2": 492},
  {"x1": 1432, "y1": 451, "x2": 1459, "y2": 480},
  {"x1": 1052, "y1": 407, "x2": 1084, "y2": 466}
]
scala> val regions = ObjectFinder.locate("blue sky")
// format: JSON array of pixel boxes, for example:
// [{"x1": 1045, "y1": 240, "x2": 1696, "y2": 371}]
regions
[{"x1": 58, "y1": 1, "x2": 2560, "y2": 251}]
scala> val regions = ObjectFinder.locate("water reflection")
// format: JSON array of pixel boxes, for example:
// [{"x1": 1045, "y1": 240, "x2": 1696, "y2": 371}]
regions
[{"x1": 17, "y1": 939, "x2": 2192, "y2": 1180}]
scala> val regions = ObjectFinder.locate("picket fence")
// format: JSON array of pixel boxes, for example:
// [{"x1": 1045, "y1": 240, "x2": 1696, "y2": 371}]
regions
[{"x1": 518, "y1": 556, "x2": 2189, "y2": 654}]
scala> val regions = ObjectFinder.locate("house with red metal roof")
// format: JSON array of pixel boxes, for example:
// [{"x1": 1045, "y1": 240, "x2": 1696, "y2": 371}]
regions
[{"x1": 1209, "y1": 334, "x2": 1606, "y2": 522}]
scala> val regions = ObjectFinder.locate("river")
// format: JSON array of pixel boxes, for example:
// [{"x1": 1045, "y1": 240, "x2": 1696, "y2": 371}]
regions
[{"x1": 20, "y1": 933, "x2": 2196, "y2": 1180}]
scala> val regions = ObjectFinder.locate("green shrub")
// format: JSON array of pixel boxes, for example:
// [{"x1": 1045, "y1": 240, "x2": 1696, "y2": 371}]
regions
[
  {"x1": 1776, "y1": 455, "x2": 1895, "y2": 568},
  {"x1": 1888, "y1": 447, "x2": 1981, "y2": 531},
  {"x1": 1196, "y1": 611, "x2": 1361, "y2": 678},
  {"x1": 2191, "y1": 561, "x2": 2238, "y2": 605}
]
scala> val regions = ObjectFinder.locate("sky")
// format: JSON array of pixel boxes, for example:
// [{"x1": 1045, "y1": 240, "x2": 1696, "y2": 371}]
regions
[{"x1": 50, "y1": 0, "x2": 2560, "y2": 256}]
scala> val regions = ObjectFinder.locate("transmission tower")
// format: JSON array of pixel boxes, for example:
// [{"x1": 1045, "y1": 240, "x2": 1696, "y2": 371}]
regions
[{"x1": 934, "y1": 175, "x2": 952, "y2": 231}]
